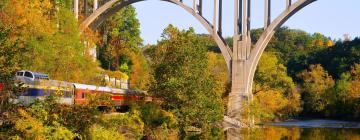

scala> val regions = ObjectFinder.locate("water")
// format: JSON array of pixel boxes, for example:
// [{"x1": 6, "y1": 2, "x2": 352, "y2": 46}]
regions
[{"x1": 240, "y1": 120, "x2": 360, "y2": 140}]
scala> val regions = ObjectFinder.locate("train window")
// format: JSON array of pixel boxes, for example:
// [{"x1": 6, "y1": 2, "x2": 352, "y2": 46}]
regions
[
  {"x1": 16, "y1": 72, "x2": 24, "y2": 76},
  {"x1": 81, "y1": 93, "x2": 85, "y2": 99},
  {"x1": 24, "y1": 72, "x2": 33, "y2": 78},
  {"x1": 64, "y1": 91, "x2": 71, "y2": 98}
]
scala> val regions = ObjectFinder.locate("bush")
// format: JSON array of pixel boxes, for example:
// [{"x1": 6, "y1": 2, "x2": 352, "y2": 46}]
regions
[
  {"x1": 88, "y1": 124, "x2": 124, "y2": 140},
  {"x1": 139, "y1": 103, "x2": 179, "y2": 139}
]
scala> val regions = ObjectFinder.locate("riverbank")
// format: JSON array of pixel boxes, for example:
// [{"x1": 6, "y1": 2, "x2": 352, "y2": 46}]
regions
[{"x1": 263, "y1": 119, "x2": 360, "y2": 128}]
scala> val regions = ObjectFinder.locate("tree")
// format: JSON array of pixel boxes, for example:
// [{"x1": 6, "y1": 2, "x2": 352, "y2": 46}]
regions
[
  {"x1": 0, "y1": 0, "x2": 101, "y2": 84},
  {"x1": 348, "y1": 64, "x2": 360, "y2": 98},
  {"x1": 253, "y1": 52, "x2": 301, "y2": 121},
  {"x1": 346, "y1": 64, "x2": 360, "y2": 118},
  {"x1": 98, "y1": 5, "x2": 142, "y2": 70},
  {"x1": 98, "y1": 5, "x2": 150, "y2": 89},
  {"x1": 149, "y1": 25, "x2": 224, "y2": 136},
  {"x1": 207, "y1": 52, "x2": 230, "y2": 106},
  {"x1": 298, "y1": 64, "x2": 335, "y2": 114},
  {"x1": 0, "y1": 18, "x2": 26, "y2": 134}
]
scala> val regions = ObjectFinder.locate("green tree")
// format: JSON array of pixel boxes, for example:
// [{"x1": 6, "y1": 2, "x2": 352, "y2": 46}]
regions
[
  {"x1": 149, "y1": 25, "x2": 224, "y2": 136},
  {"x1": 99, "y1": 5, "x2": 142, "y2": 70},
  {"x1": 98, "y1": 5, "x2": 150, "y2": 89}
]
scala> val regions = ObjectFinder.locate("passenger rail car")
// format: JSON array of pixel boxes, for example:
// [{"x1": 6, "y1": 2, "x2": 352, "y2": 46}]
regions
[
  {"x1": 73, "y1": 83, "x2": 144, "y2": 108},
  {"x1": 15, "y1": 70, "x2": 74, "y2": 105},
  {"x1": 14, "y1": 70, "x2": 148, "y2": 108}
]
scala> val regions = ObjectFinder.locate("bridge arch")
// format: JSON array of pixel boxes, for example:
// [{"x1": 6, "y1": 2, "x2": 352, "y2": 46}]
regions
[
  {"x1": 80, "y1": 0, "x2": 233, "y2": 70},
  {"x1": 245, "y1": 0, "x2": 317, "y2": 100}
]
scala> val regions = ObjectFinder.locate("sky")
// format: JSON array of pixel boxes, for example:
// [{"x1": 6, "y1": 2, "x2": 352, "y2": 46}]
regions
[{"x1": 132, "y1": 0, "x2": 360, "y2": 45}]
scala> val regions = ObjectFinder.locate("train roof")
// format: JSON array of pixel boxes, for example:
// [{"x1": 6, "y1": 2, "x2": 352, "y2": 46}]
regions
[
  {"x1": 17, "y1": 70, "x2": 49, "y2": 79},
  {"x1": 73, "y1": 83, "x2": 147, "y2": 95},
  {"x1": 73, "y1": 83, "x2": 98, "y2": 90},
  {"x1": 73, "y1": 83, "x2": 112, "y2": 92},
  {"x1": 32, "y1": 72, "x2": 49, "y2": 79},
  {"x1": 111, "y1": 88, "x2": 126, "y2": 94},
  {"x1": 98, "y1": 86, "x2": 112, "y2": 92}
]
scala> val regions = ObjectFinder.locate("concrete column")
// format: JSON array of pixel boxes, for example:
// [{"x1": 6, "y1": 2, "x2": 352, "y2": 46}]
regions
[
  {"x1": 228, "y1": 0, "x2": 249, "y2": 139},
  {"x1": 213, "y1": 0, "x2": 217, "y2": 33},
  {"x1": 242, "y1": 0, "x2": 247, "y2": 36},
  {"x1": 286, "y1": 0, "x2": 292, "y2": 8},
  {"x1": 84, "y1": 0, "x2": 88, "y2": 16},
  {"x1": 247, "y1": 0, "x2": 251, "y2": 33},
  {"x1": 246, "y1": 0, "x2": 251, "y2": 59},
  {"x1": 227, "y1": 44, "x2": 251, "y2": 139},
  {"x1": 234, "y1": 0, "x2": 239, "y2": 35},
  {"x1": 93, "y1": 0, "x2": 98, "y2": 11},
  {"x1": 218, "y1": 0, "x2": 222, "y2": 35},
  {"x1": 74, "y1": 0, "x2": 79, "y2": 19},
  {"x1": 198, "y1": 0, "x2": 203, "y2": 15},
  {"x1": 264, "y1": 0, "x2": 271, "y2": 28}
]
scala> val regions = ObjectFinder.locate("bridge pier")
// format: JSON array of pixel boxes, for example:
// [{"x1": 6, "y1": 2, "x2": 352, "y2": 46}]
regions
[
  {"x1": 74, "y1": 0, "x2": 79, "y2": 19},
  {"x1": 94, "y1": 0, "x2": 98, "y2": 11},
  {"x1": 227, "y1": 0, "x2": 253, "y2": 126},
  {"x1": 227, "y1": 36, "x2": 253, "y2": 140}
]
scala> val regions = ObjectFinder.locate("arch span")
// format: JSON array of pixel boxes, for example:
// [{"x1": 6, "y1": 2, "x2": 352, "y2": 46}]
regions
[
  {"x1": 246, "y1": 0, "x2": 317, "y2": 95},
  {"x1": 80, "y1": 0, "x2": 233, "y2": 70}
]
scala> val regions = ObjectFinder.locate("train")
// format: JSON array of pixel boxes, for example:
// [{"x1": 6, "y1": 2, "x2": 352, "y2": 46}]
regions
[
  {"x1": 0, "y1": 83, "x2": 3, "y2": 91},
  {"x1": 9, "y1": 70, "x2": 150, "y2": 110}
]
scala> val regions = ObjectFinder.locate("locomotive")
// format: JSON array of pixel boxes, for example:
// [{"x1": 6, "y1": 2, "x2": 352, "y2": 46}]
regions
[{"x1": 12, "y1": 70, "x2": 149, "y2": 110}]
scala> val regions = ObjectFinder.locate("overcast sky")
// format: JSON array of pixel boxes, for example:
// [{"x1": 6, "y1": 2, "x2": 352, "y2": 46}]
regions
[{"x1": 132, "y1": 0, "x2": 360, "y2": 45}]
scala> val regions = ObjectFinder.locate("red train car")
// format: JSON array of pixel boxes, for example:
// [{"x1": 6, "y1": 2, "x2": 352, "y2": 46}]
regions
[
  {"x1": 0, "y1": 83, "x2": 4, "y2": 91},
  {"x1": 73, "y1": 83, "x2": 146, "y2": 109}
]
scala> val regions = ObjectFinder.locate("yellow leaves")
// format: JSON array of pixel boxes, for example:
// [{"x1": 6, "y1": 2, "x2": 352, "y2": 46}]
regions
[
  {"x1": 348, "y1": 80, "x2": 360, "y2": 99},
  {"x1": 350, "y1": 63, "x2": 360, "y2": 80},
  {"x1": 88, "y1": 124, "x2": 125, "y2": 140},
  {"x1": 255, "y1": 90, "x2": 289, "y2": 114},
  {"x1": 346, "y1": 63, "x2": 360, "y2": 99},
  {"x1": 313, "y1": 39, "x2": 333, "y2": 47},
  {"x1": 13, "y1": 0, "x2": 26, "y2": 17},
  {"x1": 47, "y1": 122, "x2": 78, "y2": 140},
  {"x1": 105, "y1": 70, "x2": 129, "y2": 80},
  {"x1": 253, "y1": 52, "x2": 301, "y2": 121},
  {"x1": 2, "y1": 0, "x2": 55, "y2": 40},
  {"x1": 313, "y1": 39, "x2": 324, "y2": 47},
  {"x1": 14, "y1": 109, "x2": 47, "y2": 140},
  {"x1": 298, "y1": 64, "x2": 335, "y2": 92},
  {"x1": 126, "y1": 51, "x2": 150, "y2": 90},
  {"x1": 11, "y1": 106, "x2": 78, "y2": 140},
  {"x1": 297, "y1": 64, "x2": 335, "y2": 113},
  {"x1": 326, "y1": 40, "x2": 334, "y2": 47},
  {"x1": 207, "y1": 52, "x2": 229, "y2": 98},
  {"x1": 98, "y1": 112, "x2": 145, "y2": 139}
]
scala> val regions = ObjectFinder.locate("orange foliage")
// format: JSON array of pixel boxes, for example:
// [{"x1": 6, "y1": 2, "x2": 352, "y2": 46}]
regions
[
  {"x1": 128, "y1": 51, "x2": 150, "y2": 90},
  {"x1": 326, "y1": 40, "x2": 334, "y2": 47},
  {"x1": 1, "y1": 0, "x2": 55, "y2": 43},
  {"x1": 313, "y1": 39, "x2": 324, "y2": 47}
]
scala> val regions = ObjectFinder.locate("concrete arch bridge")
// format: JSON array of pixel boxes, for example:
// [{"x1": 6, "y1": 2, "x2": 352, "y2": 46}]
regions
[{"x1": 74, "y1": 0, "x2": 317, "y2": 136}]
